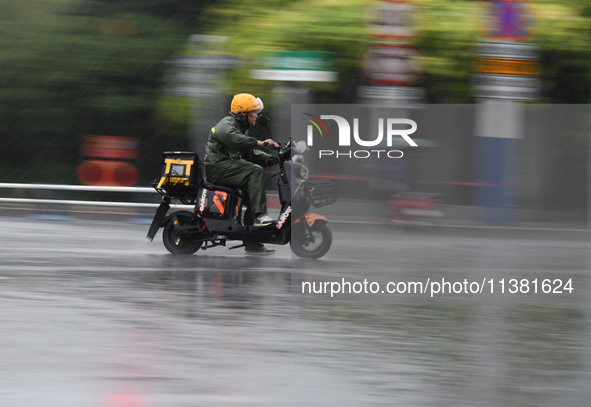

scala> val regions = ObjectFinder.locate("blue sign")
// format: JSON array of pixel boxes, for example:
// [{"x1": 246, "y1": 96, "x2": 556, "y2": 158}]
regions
[{"x1": 481, "y1": 0, "x2": 535, "y2": 41}]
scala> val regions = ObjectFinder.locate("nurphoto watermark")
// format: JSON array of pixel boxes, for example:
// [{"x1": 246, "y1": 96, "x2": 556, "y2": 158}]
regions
[{"x1": 293, "y1": 105, "x2": 419, "y2": 160}]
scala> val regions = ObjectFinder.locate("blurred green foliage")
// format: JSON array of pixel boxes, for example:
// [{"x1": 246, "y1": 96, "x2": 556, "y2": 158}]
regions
[
  {"x1": 0, "y1": 0, "x2": 209, "y2": 183},
  {"x1": 202, "y1": 0, "x2": 591, "y2": 103},
  {"x1": 0, "y1": 0, "x2": 590, "y2": 184}
]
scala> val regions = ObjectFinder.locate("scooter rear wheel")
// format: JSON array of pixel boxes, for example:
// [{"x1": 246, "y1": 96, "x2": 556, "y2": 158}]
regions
[
  {"x1": 291, "y1": 221, "x2": 332, "y2": 259},
  {"x1": 162, "y1": 211, "x2": 203, "y2": 255}
]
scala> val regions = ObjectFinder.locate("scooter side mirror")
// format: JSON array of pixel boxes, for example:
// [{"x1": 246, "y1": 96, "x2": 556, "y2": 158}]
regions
[{"x1": 293, "y1": 141, "x2": 309, "y2": 155}]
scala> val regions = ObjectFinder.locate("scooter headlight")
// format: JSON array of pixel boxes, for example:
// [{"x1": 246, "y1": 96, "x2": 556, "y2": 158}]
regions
[{"x1": 300, "y1": 165, "x2": 309, "y2": 180}]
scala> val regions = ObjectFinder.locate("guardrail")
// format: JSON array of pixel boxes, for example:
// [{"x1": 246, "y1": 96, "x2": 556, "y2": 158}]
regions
[
  {"x1": 0, "y1": 183, "x2": 162, "y2": 208},
  {"x1": 0, "y1": 182, "x2": 282, "y2": 219}
]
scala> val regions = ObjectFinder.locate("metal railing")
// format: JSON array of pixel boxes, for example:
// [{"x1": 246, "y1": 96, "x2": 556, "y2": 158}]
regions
[
  {"x1": 0, "y1": 183, "x2": 162, "y2": 208},
  {"x1": 0, "y1": 182, "x2": 280, "y2": 219}
]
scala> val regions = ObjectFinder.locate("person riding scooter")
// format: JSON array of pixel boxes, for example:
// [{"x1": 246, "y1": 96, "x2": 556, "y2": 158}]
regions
[{"x1": 204, "y1": 93, "x2": 279, "y2": 255}]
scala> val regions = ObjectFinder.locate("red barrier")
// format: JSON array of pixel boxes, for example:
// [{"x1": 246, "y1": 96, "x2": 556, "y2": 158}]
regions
[{"x1": 77, "y1": 160, "x2": 138, "y2": 187}]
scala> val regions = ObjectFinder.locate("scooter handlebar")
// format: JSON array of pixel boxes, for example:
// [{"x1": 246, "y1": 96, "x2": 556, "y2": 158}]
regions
[{"x1": 262, "y1": 141, "x2": 280, "y2": 150}]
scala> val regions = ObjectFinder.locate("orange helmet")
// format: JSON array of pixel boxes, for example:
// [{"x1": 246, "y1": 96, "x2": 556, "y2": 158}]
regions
[{"x1": 230, "y1": 93, "x2": 264, "y2": 114}]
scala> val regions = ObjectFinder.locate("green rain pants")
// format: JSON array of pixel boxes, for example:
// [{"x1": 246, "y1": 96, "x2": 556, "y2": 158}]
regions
[{"x1": 205, "y1": 159, "x2": 267, "y2": 224}]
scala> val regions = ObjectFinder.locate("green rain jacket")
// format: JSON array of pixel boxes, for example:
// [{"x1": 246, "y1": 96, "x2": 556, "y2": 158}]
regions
[{"x1": 204, "y1": 112, "x2": 278, "y2": 182}]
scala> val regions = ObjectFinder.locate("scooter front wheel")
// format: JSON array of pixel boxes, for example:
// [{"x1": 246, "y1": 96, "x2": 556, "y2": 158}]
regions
[
  {"x1": 291, "y1": 221, "x2": 332, "y2": 259},
  {"x1": 162, "y1": 211, "x2": 203, "y2": 255}
]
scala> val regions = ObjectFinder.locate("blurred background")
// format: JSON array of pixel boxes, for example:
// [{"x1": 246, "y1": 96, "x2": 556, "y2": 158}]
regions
[
  {"x1": 1, "y1": 0, "x2": 591, "y2": 224},
  {"x1": 2, "y1": 3, "x2": 591, "y2": 406}
]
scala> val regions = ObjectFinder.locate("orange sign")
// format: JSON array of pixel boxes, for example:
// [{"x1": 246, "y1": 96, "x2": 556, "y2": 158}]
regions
[{"x1": 473, "y1": 58, "x2": 541, "y2": 76}]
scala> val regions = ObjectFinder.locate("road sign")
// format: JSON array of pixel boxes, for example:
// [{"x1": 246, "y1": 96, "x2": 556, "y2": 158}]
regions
[
  {"x1": 250, "y1": 51, "x2": 337, "y2": 82},
  {"x1": 164, "y1": 55, "x2": 240, "y2": 97},
  {"x1": 475, "y1": 40, "x2": 540, "y2": 60},
  {"x1": 473, "y1": 58, "x2": 541, "y2": 76},
  {"x1": 472, "y1": 74, "x2": 539, "y2": 100},
  {"x1": 472, "y1": 39, "x2": 540, "y2": 101},
  {"x1": 167, "y1": 55, "x2": 240, "y2": 69},
  {"x1": 480, "y1": 0, "x2": 535, "y2": 41},
  {"x1": 358, "y1": 85, "x2": 425, "y2": 106},
  {"x1": 363, "y1": 0, "x2": 422, "y2": 41},
  {"x1": 361, "y1": 44, "x2": 422, "y2": 86}
]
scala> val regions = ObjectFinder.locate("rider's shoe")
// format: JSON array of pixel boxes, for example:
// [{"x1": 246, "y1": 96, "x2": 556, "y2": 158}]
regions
[
  {"x1": 253, "y1": 213, "x2": 274, "y2": 227},
  {"x1": 245, "y1": 243, "x2": 275, "y2": 256}
]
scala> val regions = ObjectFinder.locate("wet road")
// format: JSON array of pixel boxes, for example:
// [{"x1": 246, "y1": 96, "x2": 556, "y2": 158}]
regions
[{"x1": 1, "y1": 217, "x2": 591, "y2": 406}]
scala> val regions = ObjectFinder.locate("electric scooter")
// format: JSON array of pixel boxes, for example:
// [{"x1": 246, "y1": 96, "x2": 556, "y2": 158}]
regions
[{"x1": 146, "y1": 140, "x2": 336, "y2": 259}]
